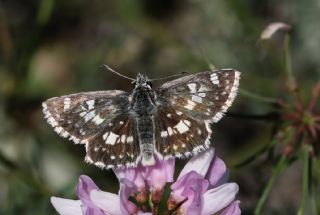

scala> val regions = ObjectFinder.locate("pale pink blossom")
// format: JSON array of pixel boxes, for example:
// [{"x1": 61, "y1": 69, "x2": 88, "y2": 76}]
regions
[{"x1": 51, "y1": 148, "x2": 240, "y2": 215}]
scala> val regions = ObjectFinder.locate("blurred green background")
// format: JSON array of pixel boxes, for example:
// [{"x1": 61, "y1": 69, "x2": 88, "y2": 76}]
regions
[{"x1": 0, "y1": 0, "x2": 319, "y2": 214}]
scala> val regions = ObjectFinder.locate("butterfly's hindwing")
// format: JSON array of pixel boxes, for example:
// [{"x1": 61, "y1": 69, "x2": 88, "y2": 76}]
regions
[
  {"x1": 86, "y1": 115, "x2": 140, "y2": 168},
  {"x1": 155, "y1": 107, "x2": 211, "y2": 158}
]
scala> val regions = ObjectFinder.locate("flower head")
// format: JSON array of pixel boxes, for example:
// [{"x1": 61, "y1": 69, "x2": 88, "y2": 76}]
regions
[
  {"x1": 279, "y1": 83, "x2": 320, "y2": 156},
  {"x1": 51, "y1": 148, "x2": 240, "y2": 215}
]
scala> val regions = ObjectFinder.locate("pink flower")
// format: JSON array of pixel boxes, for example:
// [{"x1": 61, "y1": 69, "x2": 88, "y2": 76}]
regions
[
  {"x1": 168, "y1": 148, "x2": 240, "y2": 215},
  {"x1": 51, "y1": 148, "x2": 240, "y2": 215}
]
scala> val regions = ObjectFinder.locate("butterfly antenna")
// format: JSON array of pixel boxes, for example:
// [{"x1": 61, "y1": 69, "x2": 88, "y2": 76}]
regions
[
  {"x1": 150, "y1": 71, "x2": 189, "y2": 81},
  {"x1": 102, "y1": 64, "x2": 135, "y2": 81}
]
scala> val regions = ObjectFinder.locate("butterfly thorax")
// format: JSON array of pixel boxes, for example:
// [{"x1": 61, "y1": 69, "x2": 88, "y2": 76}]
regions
[{"x1": 131, "y1": 74, "x2": 157, "y2": 165}]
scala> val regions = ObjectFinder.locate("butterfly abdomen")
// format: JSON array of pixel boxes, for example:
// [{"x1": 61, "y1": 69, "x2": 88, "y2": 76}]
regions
[{"x1": 136, "y1": 115, "x2": 156, "y2": 166}]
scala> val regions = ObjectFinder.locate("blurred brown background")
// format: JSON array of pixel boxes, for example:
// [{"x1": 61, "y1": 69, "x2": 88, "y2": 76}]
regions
[{"x1": 0, "y1": 0, "x2": 319, "y2": 214}]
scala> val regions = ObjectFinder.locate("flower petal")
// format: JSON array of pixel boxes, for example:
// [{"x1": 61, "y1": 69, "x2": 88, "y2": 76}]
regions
[
  {"x1": 141, "y1": 156, "x2": 175, "y2": 190},
  {"x1": 201, "y1": 183, "x2": 239, "y2": 215},
  {"x1": 178, "y1": 148, "x2": 214, "y2": 179},
  {"x1": 51, "y1": 197, "x2": 82, "y2": 215},
  {"x1": 205, "y1": 156, "x2": 227, "y2": 187},
  {"x1": 184, "y1": 178, "x2": 208, "y2": 215},
  {"x1": 164, "y1": 157, "x2": 175, "y2": 182},
  {"x1": 76, "y1": 175, "x2": 99, "y2": 208},
  {"x1": 113, "y1": 167, "x2": 145, "y2": 190},
  {"x1": 75, "y1": 175, "x2": 106, "y2": 215},
  {"x1": 119, "y1": 179, "x2": 138, "y2": 215},
  {"x1": 171, "y1": 171, "x2": 208, "y2": 215},
  {"x1": 220, "y1": 200, "x2": 241, "y2": 215},
  {"x1": 90, "y1": 190, "x2": 122, "y2": 215}
]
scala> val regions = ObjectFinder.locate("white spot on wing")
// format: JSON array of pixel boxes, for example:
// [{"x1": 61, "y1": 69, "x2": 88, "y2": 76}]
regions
[
  {"x1": 210, "y1": 73, "x2": 220, "y2": 85},
  {"x1": 161, "y1": 131, "x2": 168, "y2": 137},
  {"x1": 187, "y1": 83, "x2": 197, "y2": 93},
  {"x1": 92, "y1": 114, "x2": 105, "y2": 125},
  {"x1": 84, "y1": 110, "x2": 95, "y2": 122},
  {"x1": 198, "y1": 92, "x2": 206, "y2": 97},
  {"x1": 184, "y1": 100, "x2": 196, "y2": 110},
  {"x1": 127, "y1": 136, "x2": 134, "y2": 143},
  {"x1": 176, "y1": 111, "x2": 183, "y2": 115},
  {"x1": 167, "y1": 127, "x2": 173, "y2": 136},
  {"x1": 121, "y1": 135, "x2": 126, "y2": 143},
  {"x1": 105, "y1": 132, "x2": 118, "y2": 145},
  {"x1": 79, "y1": 112, "x2": 86, "y2": 117},
  {"x1": 86, "y1": 100, "x2": 95, "y2": 110},
  {"x1": 174, "y1": 120, "x2": 189, "y2": 134},
  {"x1": 63, "y1": 98, "x2": 71, "y2": 111},
  {"x1": 192, "y1": 95, "x2": 202, "y2": 103},
  {"x1": 80, "y1": 129, "x2": 86, "y2": 135}
]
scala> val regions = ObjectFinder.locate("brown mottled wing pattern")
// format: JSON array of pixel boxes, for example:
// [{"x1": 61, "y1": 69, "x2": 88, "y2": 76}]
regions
[
  {"x1": 42, "y1": 90, "x2": 139, "y2": 168},
  {"x1": 154, "y1": 107, "x2": 210, "y2": 159},
  {"x1": 86, "y1": 114, "x2": 140, "y2": 168},
  {"x1": 155, "y1": 69, "x2": 240, "y2": 158}
]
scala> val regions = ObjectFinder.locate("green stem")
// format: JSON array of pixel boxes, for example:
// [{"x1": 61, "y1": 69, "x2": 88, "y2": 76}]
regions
[
  {"x1": 311, "y1": 183, "x2": 319, "y2": 215},
  {"x1": 239, "y1": 89, "x2": 279, "y2": 104},
  {"x1": 297, "y1": 146, "x2": 311, "y2": 215},
  {"x1": 254, "y1": 155, "x2": 288, "y2": 215},
  {"x1": 284, "y1": 34, "x2": 295, "y2": 86}
]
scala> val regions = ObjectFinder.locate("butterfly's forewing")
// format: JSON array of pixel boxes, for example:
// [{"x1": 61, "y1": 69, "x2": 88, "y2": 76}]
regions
[
  {"x1": 155, "y1": 69, "x2": 240, "y2": 157},
  {"x1": 157, "y1": 69, "x2": 240, "y2": 122},
  {"x1": 42, "y1": 90, "x2": 140, "y2": 168}
]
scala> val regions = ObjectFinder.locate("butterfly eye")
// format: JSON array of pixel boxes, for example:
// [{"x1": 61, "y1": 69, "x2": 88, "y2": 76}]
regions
[{"x1": 147, "y1": 81, "x2": 153, "y2": 88}]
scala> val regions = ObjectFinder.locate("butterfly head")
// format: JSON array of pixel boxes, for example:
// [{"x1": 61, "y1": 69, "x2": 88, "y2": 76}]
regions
[{"x1": 133, "y1": 73, "x2": 152, "y2": 89}]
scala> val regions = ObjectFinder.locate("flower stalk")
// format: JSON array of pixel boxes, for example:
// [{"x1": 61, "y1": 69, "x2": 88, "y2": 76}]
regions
[
  {"x1": 297, "y1": 145, "x2": 312, "y2": 215},
  {"x1": 254, "y1": 154, "x2": 288, "y2": 215}
]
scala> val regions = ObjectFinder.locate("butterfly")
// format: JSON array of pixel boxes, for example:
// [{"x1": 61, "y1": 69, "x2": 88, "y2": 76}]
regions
[{"x1": 42, "y1": 68, "x2": 240, "y2": 169}]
